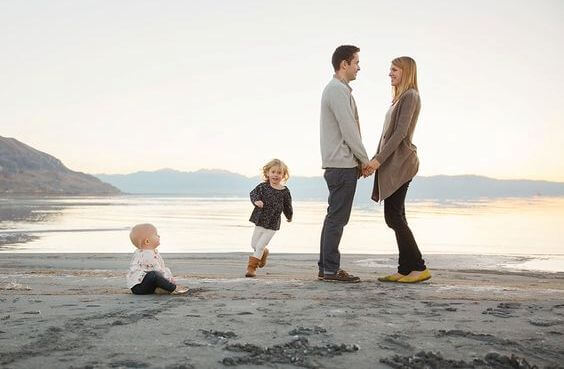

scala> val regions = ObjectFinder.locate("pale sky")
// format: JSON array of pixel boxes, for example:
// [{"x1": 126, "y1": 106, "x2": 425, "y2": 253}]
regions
[{"x1": 2, "y1": 0, "x2": 563, "y2": 181}]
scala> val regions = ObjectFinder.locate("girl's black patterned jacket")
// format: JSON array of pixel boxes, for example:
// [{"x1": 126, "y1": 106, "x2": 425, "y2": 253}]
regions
[{"x1": 249, "y1": 182, "x2": 293, "y2": 230}]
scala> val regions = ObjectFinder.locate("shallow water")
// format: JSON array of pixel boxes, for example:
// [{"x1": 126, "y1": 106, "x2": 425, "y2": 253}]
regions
[{"x1": 1, "y1": 195, "x2": 563, "y2": 272}]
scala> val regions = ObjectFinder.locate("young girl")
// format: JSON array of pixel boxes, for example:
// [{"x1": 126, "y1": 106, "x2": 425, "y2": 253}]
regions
[
  {"x1": 246, "y1": 159, "x2": 293, "y2": 277},
  {"x1": 126, "y1": 223, "x2": 189, "y2": 294}
]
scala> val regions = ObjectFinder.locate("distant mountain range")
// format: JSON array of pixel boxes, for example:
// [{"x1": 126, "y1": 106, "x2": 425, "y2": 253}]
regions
[
  {"x1": 0, "y1": 136, "x2": 120, "y2": 195},
  {"x1": 96, "y1": 169, "x2": 564, "y2": 201},
  {"x1": 2, "y1": 135, "x2": 562, "y2": 200}
]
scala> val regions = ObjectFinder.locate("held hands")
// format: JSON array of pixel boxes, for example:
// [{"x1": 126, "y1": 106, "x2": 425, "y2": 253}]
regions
[
  {"x1": 362, "y1": 159, "x2": 380, "y2": 177},
  {"x1": 254, "y1": 200, "x2": 264, "y2": 208}
]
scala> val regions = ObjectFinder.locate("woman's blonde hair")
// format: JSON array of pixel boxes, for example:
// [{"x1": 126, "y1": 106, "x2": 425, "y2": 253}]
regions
[
  {"x1": 392, "y1": 56, "x2": 418, "y2": 103},
  {"x1": 262, "y1": 159, "x2": 290, "y2": 182}
]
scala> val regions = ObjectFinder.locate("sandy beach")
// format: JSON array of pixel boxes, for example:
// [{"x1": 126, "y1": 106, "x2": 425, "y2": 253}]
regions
[{"x1": 1, "y1": 253, "x2": 563, "y2": 369}]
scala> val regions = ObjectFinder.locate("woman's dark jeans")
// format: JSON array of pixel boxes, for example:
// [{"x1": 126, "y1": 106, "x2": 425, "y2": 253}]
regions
[
  {"x1": 131, "y1": 271, "x2": 176, "y2": 295},
  {"x1": 384, "y1": 180, "x2": 426, "y2": 275}
]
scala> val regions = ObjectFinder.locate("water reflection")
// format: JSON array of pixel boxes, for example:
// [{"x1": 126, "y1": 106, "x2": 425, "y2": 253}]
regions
[
  {"x1": 0, "y1": 196, "x2": 122, "y2": 249},
  {"x1": 0, "y1": 195, "x2": 563, "y2": 269},
  {"x1": 0, "y1": 199, "x2": 63, "y2": 226}
]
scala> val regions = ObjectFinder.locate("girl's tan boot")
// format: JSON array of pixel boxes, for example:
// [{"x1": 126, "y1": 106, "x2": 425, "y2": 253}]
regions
[{"x1": 245, "y1": 256, "x2": 261, "y2": 277}]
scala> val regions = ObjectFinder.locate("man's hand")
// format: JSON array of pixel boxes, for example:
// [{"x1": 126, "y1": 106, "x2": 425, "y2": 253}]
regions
[
  {"x1": 363, "y1": 159, "x2": 380, "y2": 177},
  {"x1": 361, "y1": 163, "x2": 373, "y2": 177},
  {"x1": 254, "y1": 200, "x2": 264, "y2": 208}
]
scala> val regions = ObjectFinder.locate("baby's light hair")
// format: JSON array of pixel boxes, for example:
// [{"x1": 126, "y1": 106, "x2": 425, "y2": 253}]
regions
[
  {"x1": 261, "y1": 159, "x2": 290, "y2": 183},
  {"x1": 129, "y1": 223, "x2": 156, "y2": 248}
]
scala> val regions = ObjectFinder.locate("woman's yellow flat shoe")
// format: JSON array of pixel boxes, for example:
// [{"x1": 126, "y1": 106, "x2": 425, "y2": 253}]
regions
[
  {"x1": 377, "y1": 274, "x2": 405, "y2": 282},
  {"x1": 397, "y1": 269, "x2": 432, "y2": 283}
]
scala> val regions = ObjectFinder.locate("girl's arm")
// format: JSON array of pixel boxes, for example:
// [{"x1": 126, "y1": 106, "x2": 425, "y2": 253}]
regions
[
  {"x1": 250, "y1": 183, "x2": 263, "y2": 205},
  {"x1": 283, "y1": 190, "x2": 293, "y2": 222},
  {"x1": 374, "y1": 91, "x2": 418, "y2": 165}
]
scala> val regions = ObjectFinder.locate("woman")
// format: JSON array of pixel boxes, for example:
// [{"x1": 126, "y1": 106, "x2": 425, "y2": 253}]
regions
[{"x1": 364, "y1": 56, "x2": 430, "y2": 283}]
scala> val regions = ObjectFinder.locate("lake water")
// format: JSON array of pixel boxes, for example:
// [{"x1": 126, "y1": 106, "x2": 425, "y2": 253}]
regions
[{"x1": 1, "y1": 195, "x2": 563, "y2": 272}]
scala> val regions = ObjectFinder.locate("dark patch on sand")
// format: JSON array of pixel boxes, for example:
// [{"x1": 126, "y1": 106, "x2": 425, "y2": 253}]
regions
[
  {"x1": 183, "y1": 287, "x2": 209, "y2": 298},
  {"x1": 269, "y1": 318, "x2": 292, "y2": 326},
  {"x1": 529, "y1": 319, "x2": 563, "y2": 327},
  {"x1": 216, "y1": 311, "x2": 253, "y2": 318},
  {"x1": 222, "y1": 336, "x2": 359, "y2": 368},
  {"x1": 435, "y1": 330, "x2": 564, "y2": 364},
  {"x1": 182, "y1": 339, "x2": 207, "y2": 347},
  {"x1": 380, "y1": 351, "x2": 546, "y2": 369},
  {"x1": 436, "y1": 330, "x2": 517, "y2": 346},
  {"x1": 200, "y1": 329, "x2": 238, "y2": 344},
  {"x1": 164, "y1": 364, "x2": 195, "y2": 369},
  {"x1": 108, "y1": 359, "x2": 150, "y2": 368},
  {"x1": 482, "y1": 303, "x2": 521, "y2": 318},
  {"x1": 288, "y1": 326, "x2": 327, "y2": 336},
  {"x1": 379, "y1": 333, "x2": 414, "y2": 351}
]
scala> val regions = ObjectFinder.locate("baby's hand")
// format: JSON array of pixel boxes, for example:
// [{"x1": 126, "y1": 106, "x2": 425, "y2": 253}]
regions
[
  {"x1": 287, "y1": 218, "x2": 292, "y2": 223},
  {"x1": 254, "y1": 200, "x2": 264, "y2": 208}
]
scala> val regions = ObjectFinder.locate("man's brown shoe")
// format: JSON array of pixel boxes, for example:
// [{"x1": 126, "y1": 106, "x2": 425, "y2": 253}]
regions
[
  {"x1": 323, "y1": 269, "x2": 361, "y2": 283},
  {"x1": 317, "y1": 271, "x2": 324, "y2": 280}
]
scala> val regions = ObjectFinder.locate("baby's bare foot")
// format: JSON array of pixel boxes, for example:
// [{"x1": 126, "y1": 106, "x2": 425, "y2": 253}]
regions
[{"x1": 172, "y1": 286, "x2": 189, "y2": 295}]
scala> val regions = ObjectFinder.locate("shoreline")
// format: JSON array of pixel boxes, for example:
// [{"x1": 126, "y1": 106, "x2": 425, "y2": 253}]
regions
[
  {"x1": 2, "y1": 251, "x2": 563, "y2": 274},
  {"x1": 1, "y1": 253, "x2": 563, "y2": 368}
]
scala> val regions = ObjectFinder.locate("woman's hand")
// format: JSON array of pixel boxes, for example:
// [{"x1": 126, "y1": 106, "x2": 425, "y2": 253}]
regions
[
  {"x1": 363, "y1": 159, "x2": 380, "y2": 177},
  {"x1": 254, "y1": 200, "x2": 264, "y2": 208}
]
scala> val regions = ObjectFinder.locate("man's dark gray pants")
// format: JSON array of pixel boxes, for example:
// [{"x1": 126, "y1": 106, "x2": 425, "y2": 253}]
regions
[{"x1": 318, "y1": 167, "x2": 358, "y2": 274}]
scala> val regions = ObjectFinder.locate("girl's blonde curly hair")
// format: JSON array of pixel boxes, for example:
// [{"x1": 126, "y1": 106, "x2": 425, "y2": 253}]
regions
[{"x1": 261, "y1": 159, "x2": 290, "y2": 183}]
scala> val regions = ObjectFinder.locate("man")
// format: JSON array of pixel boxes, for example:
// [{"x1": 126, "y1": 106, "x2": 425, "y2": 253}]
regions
[{"x1": 319, "y1": 45, "x2": 369, "y2": 283}]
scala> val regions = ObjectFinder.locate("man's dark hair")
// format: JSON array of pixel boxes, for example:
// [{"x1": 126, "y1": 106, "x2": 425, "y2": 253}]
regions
[{"x1": 332, "y1": 45, "x2": 360, "y2": 72}]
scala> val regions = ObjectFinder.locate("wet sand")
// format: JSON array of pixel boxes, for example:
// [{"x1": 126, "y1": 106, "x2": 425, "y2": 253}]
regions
[{"x1": 1, "y1": 253, "x2": 563, "y2": 369}]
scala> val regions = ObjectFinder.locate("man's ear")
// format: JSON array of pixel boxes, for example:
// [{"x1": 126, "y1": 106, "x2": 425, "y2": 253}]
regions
[{"x1": 144, "y1": 238, "x2": 150, "y2": 245}]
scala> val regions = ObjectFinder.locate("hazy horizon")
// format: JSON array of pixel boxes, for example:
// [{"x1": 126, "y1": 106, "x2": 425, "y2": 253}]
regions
[
  {"x1": 2, "y1": 1, "x2": 563, "y2": 181},
  {"x1": 94, "y1": 166, "x2": 564, "y2": 183}
]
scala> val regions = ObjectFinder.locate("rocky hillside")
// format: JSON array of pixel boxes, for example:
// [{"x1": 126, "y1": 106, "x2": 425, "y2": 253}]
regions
[{"x1": 0, "y1": 136, "x2": 120, "y2": 195}]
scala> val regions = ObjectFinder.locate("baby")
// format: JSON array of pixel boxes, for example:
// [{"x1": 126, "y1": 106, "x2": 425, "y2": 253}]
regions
[{"x1": 126, "y1": 223, "x2": 188, "y2": 295}]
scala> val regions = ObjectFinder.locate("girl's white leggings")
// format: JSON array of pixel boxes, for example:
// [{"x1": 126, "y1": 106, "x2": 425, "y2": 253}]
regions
[{"x1": 251, "y1": 226, "x2": 276, "y2": 258}]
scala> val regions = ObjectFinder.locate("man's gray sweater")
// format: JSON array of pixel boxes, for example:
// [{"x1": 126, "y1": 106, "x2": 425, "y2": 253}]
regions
[{"x1": 320, "y1": 77, "x2": 369, "y2": 169}]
